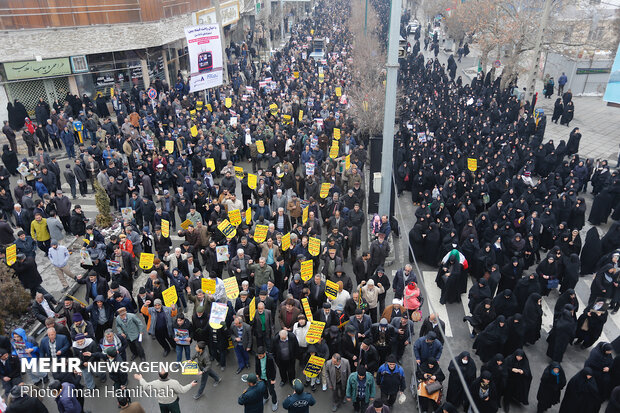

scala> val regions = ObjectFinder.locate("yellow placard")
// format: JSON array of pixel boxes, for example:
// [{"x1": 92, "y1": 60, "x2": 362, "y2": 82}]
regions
[
  {"x1": 305, "y1": 321, "x2": 326, "y2": 344},
  {"x1": 161, "y1": 219, "x2": 170, "y2": 238},
  {"x1": 110, "y1": 87, "x2": 114, "y2": 97},
  {"x1": 246, "y1": 207, "x2": 252, "y2": 224},
  {"x1": 308, "y1": 237, "x2": 321, "y2": 256},
  {"x1": 190, "y1": 125, "x2": 198, "y2": 137},
  {"x1": 182, "y1": 361, "x2": 199, "y2": 375},
  {"x1": 335, "y1": 87, "x2": 342, "y2": 97},
  {"x1": 139, "y1": 253, "x2": 154, "y2": 270},
  {"x1": 206, "y1": 103, "x2": 213, "y2": 112},
  {"x1": 299, "y1": 110, "x2": 304, "y2": 122},
  {"x1": 196, "y1": 101, "x2": 203, "y2": 110},
  {"x1": 253, "y1": 225, "x2": 269, "y2": 243},
  {"x1": 310, "y1": 29, "x2": 314, "y2": 35},
  {"x1": 329, "y1": 141, "x2": 339, "y2": 159},
  {"x1": 302, "y1": 206, "x2": 309, "y2": 225},
  {"x1": 256, "y1": 140, "x2": 265, "y2": 154},
  {"x1": 325, "y1": 279, "x2": 339, "y2": 300},
  {"x1": 225, "y1": 98, "x2": 232, "y2": 108},
  {"x1": 6, "y1": 243, "x2": 16, "y2": 266},
  {"x1": 333, "y1": 128, "x2": 341, "y2": 140},
  {"x1": 345, "y1": 154, "x2": 351, "y2": 170},
  {"x1": 282, "y1": 114, "x2": 292, "y2": 124},
  {"x1": 217, "y1": 219, "x2": 237, "y2": 238},
  {"x1": 247, "y1": 173, "x2": 257, "y2": 189},
  {"x1": 205, "y1": 158, "x2": 216, "y2": 172},
  {"x1": 282, "y1": 232, "x2": 291, "y2": 251},
  {"x1": 303, "y1": 355, "x2": 325, "y2": 378},
  {"x1": 202, "y1": 278, "x2": 216, "y2": 294},
  {"x1": 467, "y1": 158, "x2": 477, "y2": 172},
  {"x1": 249, "y1": 297, "x2": 256, "y2": 321},
  {"x1": 294, "y1": 71, "x2": 299, "y2": 78},
  {"x1": 180, "y1": 219, "x2": 192, "y2": 230},
  {"x1": 228, "y1": 209, "x2": 242, "y2": 227},
  {"x1": 301, "y1": 259, "x2": 313, "y2": 281},
  {"x1": 319, "y1": 182, "x2": 331, "y2": 198},
  {"x1": 224, "y1": 277, "x2": 240, "y2": 299},
  {"x1": 190, "y1": 109, "x2": 196, "y2": 117},
  {"x1": 165, "y1": 140, "x2": 174, "y2": 153},
  {"x1": 162, "y1": 286, "x2": 178, "y2": 307},
  {"x1": 269, "y1": 103, "x2": 278, "y2": 114},
  {"x1": 234, "y1": 166, "x2": 244, "y2": 179},
  {"x1": 301, "y1": 298, "x2": 313, "y2": 322}
]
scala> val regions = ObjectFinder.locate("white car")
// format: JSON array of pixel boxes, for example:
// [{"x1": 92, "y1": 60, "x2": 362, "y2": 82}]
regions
[{"x1": 408, "y1": 20, "x2": 420, "y2": 34}]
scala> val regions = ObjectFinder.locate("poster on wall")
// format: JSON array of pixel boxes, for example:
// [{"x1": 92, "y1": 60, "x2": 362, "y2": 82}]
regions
[
  {"x1": 603, "y1": 43, "x2": 620, "y2": 105},
  {"x1": 185, "y1": 24, "x2": 224, "y2": 93}
]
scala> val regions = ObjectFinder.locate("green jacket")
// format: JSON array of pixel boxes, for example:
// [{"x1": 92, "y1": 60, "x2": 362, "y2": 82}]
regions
[
  {"x1": 115, "y1": 313, "x2": 145, "y2": 341},
  {"x1": 346, "y1": 372, "x2": 376, "y2": 403},
  {"x1": 249, "y1": 264, "x2": 274, "y2": 288}
]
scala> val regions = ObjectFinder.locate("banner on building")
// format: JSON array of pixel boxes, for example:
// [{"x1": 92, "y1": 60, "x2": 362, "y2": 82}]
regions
[{"x1": 185, "y1": 24, "x2": 224, "y2": 92}]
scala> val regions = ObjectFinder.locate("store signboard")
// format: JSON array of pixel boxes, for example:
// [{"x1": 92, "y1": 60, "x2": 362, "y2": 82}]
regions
[
  {"x1": 4, "y1": 58, "x2": 71, "y2": 80},
  {"x1": 193, "y1": 0, "x2": 240, "y2": 27}
]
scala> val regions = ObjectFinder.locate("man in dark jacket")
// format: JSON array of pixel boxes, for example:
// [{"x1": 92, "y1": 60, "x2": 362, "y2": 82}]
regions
[
  {"x1": 376, "y1": 355, "x2": 406, "y2": 407},
  {"x1": 283, "y1": 379, "x2": 316, "y2": 412},
  {"x1": 70, "y1": 205, "x2": 87, "y2": 236},
  {"x1": 272, "y1": 330, "x2": 299, "y2": 387},
  {"x1": 369, "y1": 234, "x2": 390, "y2": 276},
  {"x1": 63, "y1": 164, "x2": 77, "y2": 199},
  {"x1": 53, "y1": 190, "x2": 72, "y2": 232},
  {"x1": 5, "y1": 384, "x2": 49, "y2": 413},
  {"x1": 238, "y1": 373, "x2": 268, "y2": 413},
  {"x1": 358, "y1": 338, "x2": 380, "y2": 374},
  {"x1": 0, "y1": 348, "x2": 21, "y2": 396},
  {"x1": 74, "y1": 159, "x2": 88, "y2": 196},
  {"x1": 255, "y1": 346, "x2": 278, "y2": 410},
  {"x1": 13, "y1": 253, "x2": 51, "y2": 298},
  {"x1": 76, "y1": 271, "x2": 109, "y2": 303}
]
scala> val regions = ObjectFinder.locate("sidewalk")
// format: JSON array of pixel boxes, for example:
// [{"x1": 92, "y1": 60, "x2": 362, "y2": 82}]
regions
[{"x1": 422, "y1": 31, "x2": 620, "y2": 164}]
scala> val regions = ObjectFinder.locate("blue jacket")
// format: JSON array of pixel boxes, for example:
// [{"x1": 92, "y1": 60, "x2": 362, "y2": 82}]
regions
[
  {"x1": 282, "y1": 392, "x2": 316, "y2": 413},
  {"x1": 40, "y1": 334, "x2": 71, "y2": 358},
  {"x1": 55, "y1": 382, "x2": 82, "y2": 413},
  {"x1": 558, "y1": 74, "x2": 567, "y2": 85},
  {"x1": 60, "y1": 130, "x2": 74, "y2": 147},
  {"x1": 413, "y1": 337, "x2": 443, "y2": 363},
  {"x1": 11, "y1": 328, "x2": 39, "y2": 359},
  {"x1": 35, "y1": 180, "x2": 49, "y2": 198},
  {"x1": 377, "y1": 362, "x2": 406, "y2": 394}
]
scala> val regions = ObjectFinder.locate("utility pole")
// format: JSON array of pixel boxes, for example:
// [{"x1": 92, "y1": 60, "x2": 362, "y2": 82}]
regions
[
  {"x1": 364, "y1": 0, "x2": 368, "y2": 36},
  {"x1": 378, "y1": 0, "x2": 401, "y2": 217},
  {"x1": 526, "y1": 0, "x2": 554, "y2": 102},
  {"x1": 280, "y1": 0, "x2": 285, "y2": 41},
  {"x1": 214, "y1": 0, "x2": 229, "y2": 84}
]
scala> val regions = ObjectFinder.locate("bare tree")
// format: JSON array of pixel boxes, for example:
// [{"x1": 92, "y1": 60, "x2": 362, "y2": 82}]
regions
[
  {"x1": 440, "y1": 0, "x2": 612, "y2": 88},
  {"x1": 347, "y1": 0, "x2": 387, "y2": 137}
]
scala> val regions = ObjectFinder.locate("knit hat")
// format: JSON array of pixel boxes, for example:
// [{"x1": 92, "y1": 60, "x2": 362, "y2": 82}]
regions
[
  {"x1": 153, "y1": 299, "x2": 162, "y2": 306},
  {"x1": 72, "y1": 313, "x2": 83, "y2": 322}
]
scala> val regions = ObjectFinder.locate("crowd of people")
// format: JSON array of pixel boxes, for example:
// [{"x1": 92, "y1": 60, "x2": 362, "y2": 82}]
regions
[{"x1": 0, "y1": 0, "x2": 618, "y2": 412}]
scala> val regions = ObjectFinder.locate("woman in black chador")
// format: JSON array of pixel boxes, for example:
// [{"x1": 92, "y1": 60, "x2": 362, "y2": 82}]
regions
[
  {"x1": 536, "y1": 362, "x2": 566, "y2": 413},
  {"x1": 503, "y1": 349, "x2": 532, "y2": 412}
]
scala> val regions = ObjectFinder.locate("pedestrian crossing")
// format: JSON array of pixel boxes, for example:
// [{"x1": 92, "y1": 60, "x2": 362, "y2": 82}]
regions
[{"x1": 418, "y1": 271, "x2": 619, "y2": 345}]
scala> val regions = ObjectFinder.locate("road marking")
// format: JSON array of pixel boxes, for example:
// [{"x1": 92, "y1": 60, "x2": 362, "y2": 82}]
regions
[
  {"x1": 422, "y1": 271, "x2": 452, "y2": 337},
  {"x1": 540, "y1": 296, "x2": 555, "y2": 333},
  {"x1": 461, "y1": 276, "x2": 473, "y2": 334}
]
